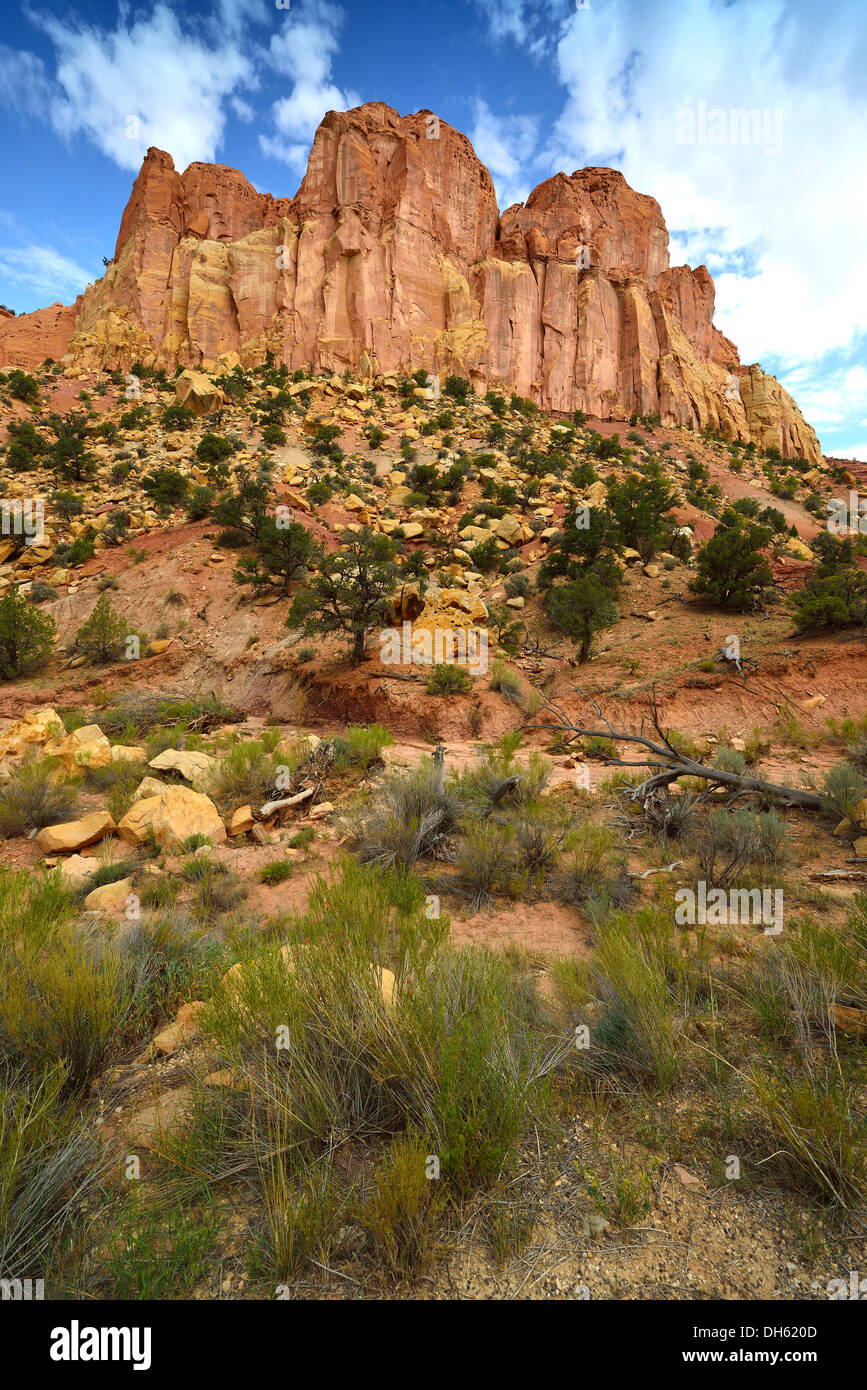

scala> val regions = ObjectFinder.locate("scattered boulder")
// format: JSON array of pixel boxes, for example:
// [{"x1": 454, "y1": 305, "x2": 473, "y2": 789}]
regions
[
  {"x1": 148, "y1": 748, "x2": 217, "y2": 788},
  {"x1": 119, "y1": 785, "x2": 226, "y2": 850},
  {"x1": 151, "y1": 1000, "x2": 204, "y2": 1055},
  {"x1": 48, "y1": 724, "x2": 112, "y2": 772},
  {"x1": 58, "y1": 853, "x2": 100, "y2": 887},
  {"x1": 36, "y1": 810, "x2": 117, "y2": 854},
  {"x1": 83, "y1": 876, "x2": 134, "y2": 912},
  {"x1": 173, "y1": 369, "x2": 224, "y2": 416},
  {"x1": 126, "y1": 1085, "x2": 197, "y2": 1150},
  {"x1": 0, "y1": 707, "x2": 64, "y2": 762},
  {"x1": 111, "y1": 744, "x2": 148, "y2": 764},
  {"x1": 229, "y1": 805, "x2": 254, "y2": 835}
]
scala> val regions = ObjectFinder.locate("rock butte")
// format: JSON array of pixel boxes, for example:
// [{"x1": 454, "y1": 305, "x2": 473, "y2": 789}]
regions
[{"x1": 0, "y1": 101, "x2": 819, "y2": 464}]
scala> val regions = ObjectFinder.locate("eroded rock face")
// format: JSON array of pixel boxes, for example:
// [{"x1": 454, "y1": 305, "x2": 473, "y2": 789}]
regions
[
  {"x1": 0, "y1": 102, "x2": 821, "y2": 463},
  {"x1": 0, "y1": 300, "x2": 82, "y2": 370}
]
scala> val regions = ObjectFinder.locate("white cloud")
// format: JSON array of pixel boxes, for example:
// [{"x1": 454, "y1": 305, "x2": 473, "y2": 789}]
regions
[
  {"x1": 0, "y1": 244, "x2": 94, "y2": 301},
  {"x1": 469, "y1": 99, "x2": 539, "y2": 210},
  {"x1": 231, "y1": 98, "x2": 256, "y2": 124},
  {"x1": 259, "y1": 0, "x2": 360, "y2": 175},
  {"x1": 10, "y1": 3, "x2": 258, "y2": 171},
  {"x1": 474, "y1": 0, "x2": 867, "y2": 451},
  {"x1": 539, "y1": 0, "x2": 867, "y2": 363},
  {"x1": 833, "y1": 444, "x2": 867, "y2": 462},
  {"x1": 472, "y1": 0, "x2": 531, "y2": 44},
  {"x1": 0, "y1": 45, "x2": 55, "y2": 119}
]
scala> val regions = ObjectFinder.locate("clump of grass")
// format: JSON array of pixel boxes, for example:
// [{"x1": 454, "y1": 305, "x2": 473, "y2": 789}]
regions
[
  {"x1": 169, "y1": 861, "x2": 563, "y2": 1270},
  {"x1": 288, "y1": 826, "x2": 315, "y2": 851},
  {"x1": 822, "y1": 762, "x2": 867, "y2": 822},
  {"x1": 425, "y1": 663, "x2": 471, "y2": 696},
  {"x1": 744, "y1": 1063, "x2": 866, "y2": 1214},
  {"x1": 556, "y1": 823, "x2": 633, "y2": 917},
  {"x1": 259, "y1": 861, "x2": 293, "y2": 885},
  {"x1": 80, "y1": 859, "x2": 137, "y2": 893},
  {"x1": 180, "y1": 833, "x2": 211, "y2": 853},
  {"x1": 138, "y1": 876, "x2": 181, "y2": 910},
  {"x1": 353, "y1": 759, "x2": 467, "y2": 870},
  {"x1": 331, "y1": 723, "x2": 394, "y2": 770},
  {"x1": 488, "y1": 658, "x2": 524, "y2": 706},
  {"x1": 507, "y1": 802, "x2": 571, "y2": 885},
  {"x1": 191, "y1": 866, "x2": 245, "y2": 923},
  {"x1": 84, "y1": 760, "x2": 142, "y2": 823},
  {"x1": 459, "y1": 733, "x2": 551, "y2": 814},
  {"x1": 1, "y1": 932, "x2": 135, "y2": 1093},
  {"x1": 353, "y1": 1132, "x2": 444, "y2": 1278},
  {"x1": 209, "y1": 740, "x2": 281, "y2": 813},
  {"x1": 0, "y1": 757, "x2": 79, "y2": 837},
  {"x1": 579, "y1": 910, "x2": 685, "y2": 1092},
  {"x1": 454, "y1": 821, "x2": 519, "y2": 912},
  {"x1": 0, "y1": 1064, "x2": 108, "y2": 1279}
]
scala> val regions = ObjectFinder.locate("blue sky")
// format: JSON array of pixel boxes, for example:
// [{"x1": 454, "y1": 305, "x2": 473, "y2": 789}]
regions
[{"x1": 1, "y1": 0, "x2": 865, "y2": 457}]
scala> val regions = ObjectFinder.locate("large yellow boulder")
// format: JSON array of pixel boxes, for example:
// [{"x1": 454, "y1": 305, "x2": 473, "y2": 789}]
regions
[
  {"x1": 495, "y1": 514, "x2": 524, "y2": 544},
  {"x1": 36, "y1": 810, "x2": 117, "y2": 853},
  {"x1": 173, "y1": 369, "x2": 224, "y2": 417},
  {"x1": 148, "y1": 748, "x2": 216, "y2": 789},
  {"x1": 48, "y1": 724, "x2": 112, "y2": 772},
  {"x1": 84, "y1": 877, "x2": 134, "y2": 912},
  {"x1": 785, "y1": 536, "x2": 814, "y2": 562},
  {"x1": 111, "y1": 745, "x2": 148, "y2": 764},
  {"x1": 119, "y1": 785, "x2": 226, "y2": 850},
  {"x1": 117, "y1": 795, "x2": 162, "y2": 844},
  {"x1": 0, "y1": 707, "x2": 64, "y2": 760}
]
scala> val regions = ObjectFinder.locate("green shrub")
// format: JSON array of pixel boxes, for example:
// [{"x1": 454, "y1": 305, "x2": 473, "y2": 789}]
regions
[
  {"x1": 74, "y1": 592, "x2": 128, "y2": 664},
  {"x1": 0, "y1": 757, "x2": 77, "y2": 837},
  {"x1": 185, "y1": 484, "x2": 214, "y2": 521},
  {"x1": 259, "y1": 861, "x2": 293, "y2": 885},
  {"x1": 822, "y1": 763, "x2": 867, "y2": 821},
  {"x1": 0, "y1": 587, "x2": 56, "y2": 678},
  {"x1": 425, "y1": 663, "x2": 471, "y2": 695},
  {"x1": 142, "y1": 467, "x2": 189, "y2": 506},
  {"x1": 690, "y1": 512, "x2": 774, "y2": 611},
  {"x1": 331, "y1": 723, "x2": 394, "y2": 769},
  {"x1": 161, "y1": 403, "x2": 195, "y2": 431}
]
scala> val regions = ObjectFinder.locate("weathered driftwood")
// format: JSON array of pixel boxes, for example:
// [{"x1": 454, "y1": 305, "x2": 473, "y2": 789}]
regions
[
  {"x1": 258, "y1": 787, "x2": 315, "y2": 818},
  {"x1": 526, "y1": 688, "x2": 827, "y2": 812}
]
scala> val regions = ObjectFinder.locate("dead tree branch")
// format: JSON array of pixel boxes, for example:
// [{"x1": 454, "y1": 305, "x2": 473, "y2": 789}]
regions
[{"x1": 526, "y1": 687, "x2": 827, "y2": 812}]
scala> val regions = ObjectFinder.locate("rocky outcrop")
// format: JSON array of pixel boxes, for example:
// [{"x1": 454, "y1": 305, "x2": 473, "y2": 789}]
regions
[
  {"x1": 0, "y1": 299, "x2": 83, "y2": 370},
  {"x1": 0, "y1": 102, "x2": 821, "y2": 464}
]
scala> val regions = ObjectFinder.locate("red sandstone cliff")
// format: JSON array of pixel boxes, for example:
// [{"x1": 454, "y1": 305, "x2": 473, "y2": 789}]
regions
[{"x1": 0, "y1": 102, "x2": 821, "y2": 464}]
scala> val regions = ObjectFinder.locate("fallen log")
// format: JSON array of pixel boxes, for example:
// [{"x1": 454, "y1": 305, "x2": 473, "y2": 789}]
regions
[
  {"x1": 526, "y1": 687, "x2": 828, "y2": 812},
  {"x1": 258, "y1": 787, "x2": 315, "y2": 818}
]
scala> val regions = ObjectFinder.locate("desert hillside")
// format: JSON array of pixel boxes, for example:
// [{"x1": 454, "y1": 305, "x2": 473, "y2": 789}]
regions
[{"x1": 0, "y1": 339, "x2": 864, "y2": 1302}]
